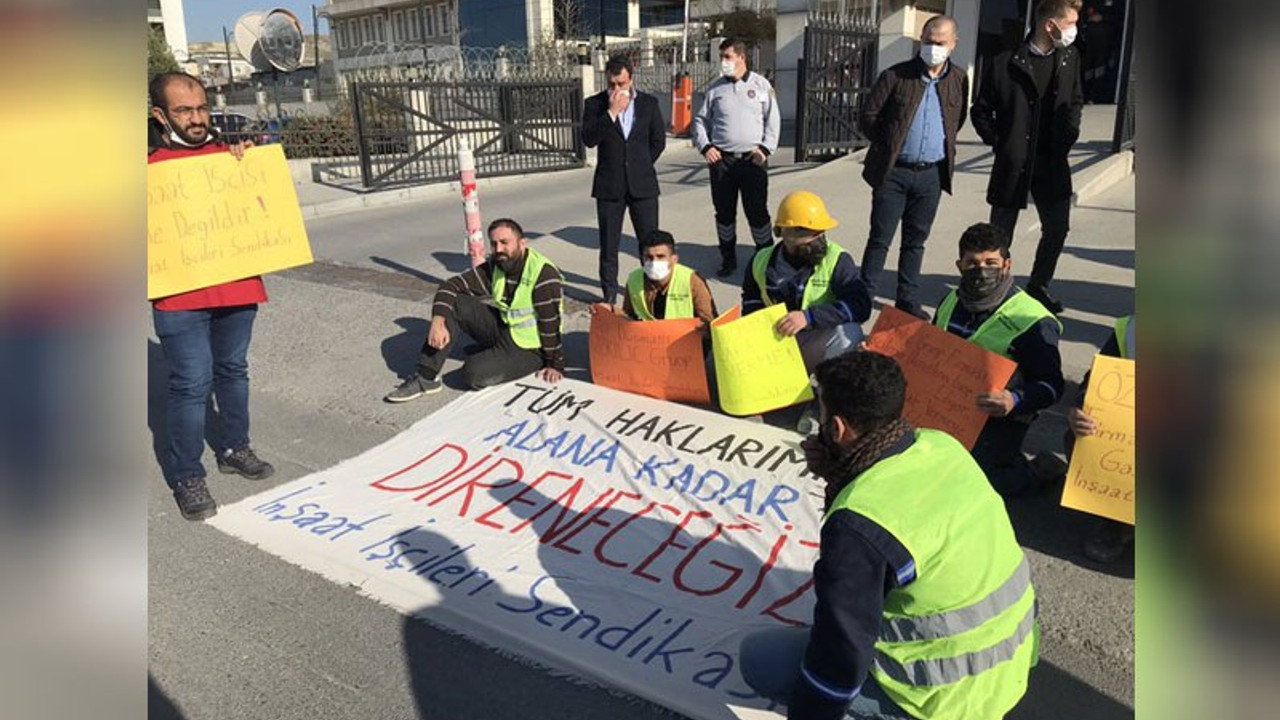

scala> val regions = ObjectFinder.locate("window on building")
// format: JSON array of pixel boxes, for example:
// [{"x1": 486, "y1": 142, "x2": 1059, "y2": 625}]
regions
[
  {"x1": 409, "y1": 9, "x2": 420, "y2": 40},
  {"x1": 361, "y1": 17, "x2": 371, "y2": 45},
  {"x1": 440, "y1": 4, "x2": 451, "y2": 35},
  {"x1": 394, "y1": 11, "x2": 404, "y2": 42},
  {"x1": 426, "y1": 6, "x2": 436, "y2": 37},
  {"x1": 375, "y1": 15, "x2": 385, "y2": 43}
]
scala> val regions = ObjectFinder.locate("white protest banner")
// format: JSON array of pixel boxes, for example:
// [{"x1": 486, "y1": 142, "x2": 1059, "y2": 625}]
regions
[{"x1": 209, "y1": 379, "x2": 823, "y2": 719}]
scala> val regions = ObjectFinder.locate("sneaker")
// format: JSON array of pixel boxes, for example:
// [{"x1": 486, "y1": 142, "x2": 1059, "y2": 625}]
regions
[
  {"x1": 217, "y1": 446, "x2": 275, "y2": 480},
  {"x1": 1026, "y1": 284, "x2": 1064, "y2": 314},
  {"x1": 384, "y1": 374, "x2": 442, "y2": 403},
  {"x1": 895, "y1": 302, "x2": 931, "y2": 321},
  {"x1": 173, "y1": 477, "x2": 217, "y2": 521},
  {"x1": 715, "y1": 259, "x2": 738, "y2": 278},
  {"x1": 1029, "y1": 451, "x2": 1068, "y2": 486}
]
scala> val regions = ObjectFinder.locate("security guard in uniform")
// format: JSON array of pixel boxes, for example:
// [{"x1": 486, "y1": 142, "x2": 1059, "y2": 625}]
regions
[
  {"x1": 743, "y1": 191, "x2": 871, "y2": 375},
  {"x1": 693, "y1": 37, "x2": 781, "y2": 278},
  {"x1": 931, "y1": 222, "x2": 1064, "y2": 496},
  {"x1": 739, "y1": 351, "x2": 1037, "y2": 720}
]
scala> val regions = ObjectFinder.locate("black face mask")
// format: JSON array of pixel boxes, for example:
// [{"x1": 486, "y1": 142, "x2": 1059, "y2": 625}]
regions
[
  {"x1": 788, "y1": 236, "x2": 828, "y2": 266},
  {"x1": 960, "y1": 265, "x2": 1004, "y2": 296}
]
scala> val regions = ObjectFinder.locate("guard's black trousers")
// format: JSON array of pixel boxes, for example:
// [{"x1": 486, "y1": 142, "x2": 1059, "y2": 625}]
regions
[{"x1": 710, "y1": 154, "x2": 772, "y2": 262}]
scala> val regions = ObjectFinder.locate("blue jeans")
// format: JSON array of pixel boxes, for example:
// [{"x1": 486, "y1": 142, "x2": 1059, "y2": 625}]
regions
[
  {"x1": 860, "y1": 165, "x2": 944, "y2": 309},
  {"x1": 739, "y1": 627, "x2": 913, "y2": 719},
  {"x1": 153, "y1": 305, "x2": 257, "y2": 482}
]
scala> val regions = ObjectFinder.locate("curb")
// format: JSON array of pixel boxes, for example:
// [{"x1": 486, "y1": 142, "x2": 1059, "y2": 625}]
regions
[{"x1": 1072, "y1": 150, "x2": 1134, "y2": 206}]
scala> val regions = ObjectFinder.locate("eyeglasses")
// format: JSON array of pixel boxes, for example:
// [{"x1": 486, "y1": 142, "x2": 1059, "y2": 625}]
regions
[{"x1": 167, "y1": 104, "x2": 210, "y2": 118}]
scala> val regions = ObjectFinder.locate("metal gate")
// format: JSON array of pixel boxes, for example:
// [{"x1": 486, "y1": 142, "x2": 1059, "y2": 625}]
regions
[
  {"x1": 795, "y1": 14, "x2": 879, "y2": 162},
  {"x1": 351, "y1": 80, "x2": 585, "y2": 189}
]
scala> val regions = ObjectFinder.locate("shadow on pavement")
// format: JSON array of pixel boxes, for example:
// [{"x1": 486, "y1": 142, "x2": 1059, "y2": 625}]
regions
[
  {"x1": 380, "y1": 317, "x2": 431, "y2": 377},
  {"x1": 1008, "y1": 658, "x2": 1133, "y2": 720},
  {"x1": 148, "y1": 674, "x2": 188, "y2": 720},
  {"x1": 1061, "y1": 246, "x2": 1134, "y2": 269}
]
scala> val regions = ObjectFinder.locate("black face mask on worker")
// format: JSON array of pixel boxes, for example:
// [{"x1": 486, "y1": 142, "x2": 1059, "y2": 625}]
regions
[
  {"x1": 788, "y1": 236, "x2": 828, "y2": 266},
  {"x1": 960, "y1": 266, "x2": 1004, "y2": 296}
]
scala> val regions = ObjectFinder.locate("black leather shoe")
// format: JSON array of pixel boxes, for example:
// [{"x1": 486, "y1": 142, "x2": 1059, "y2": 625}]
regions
[
  {"x1": 1026, "y1": 284, "x2": 1064, "y2": 314},
  {"x1": 715, "y1": 260, "x2": 737, "y2": 278}
]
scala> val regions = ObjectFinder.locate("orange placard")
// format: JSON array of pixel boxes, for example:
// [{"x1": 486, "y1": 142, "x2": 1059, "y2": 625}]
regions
[
  {"x1": 588, "y1": 310, "x2": 710, "y2": 404},
  {"x1": 864, "y1": 306, "x2": 1018, "y2": 449}
]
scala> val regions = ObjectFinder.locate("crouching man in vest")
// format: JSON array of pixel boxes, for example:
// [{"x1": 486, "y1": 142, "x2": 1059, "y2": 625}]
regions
[
  {"x1": 385, "y1": 218, "x2": 564, "y2": 402},
  {"x1": 933, "y1": 222, "x2": 1064, "y2": 496},
  {"x1": 742, "y1": 190, "x2": 872, "y2": 373},
  {"x1": 591, "y1": 230, "x2": 718, "y2": 324},
  {"x1": 739, "y1": 351, "x2": 1037, "y2": 720}
]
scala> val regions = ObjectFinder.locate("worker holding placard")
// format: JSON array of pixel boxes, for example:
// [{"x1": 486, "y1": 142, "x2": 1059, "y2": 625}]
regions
[
  {"x1": 1063, "y1": 315, "x2": 1135, "y2": 563},
  {"x1": 148, "y1": 72, "x2": 276, "y2": 522},
  {"x1": 739, "y1": 351, "x2": 1036, "y2": 720},
  {"x1": 933, "y1": 222, "x2": 1064, "y2": 497},
  {"x1": 742, "y1": 190, "x2": 872, "y2": 375},
  {"x1": 591, "y1": 230, "x2": 717, "y2": 324}
]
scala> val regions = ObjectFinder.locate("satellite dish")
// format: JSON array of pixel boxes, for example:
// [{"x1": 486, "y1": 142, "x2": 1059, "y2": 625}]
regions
[
  {"x1": 233, "y1": 12, "x2": 271, "y2": 71},
  {"x1": 259, "y1": 8, "x2": 306, "y2": 72}
]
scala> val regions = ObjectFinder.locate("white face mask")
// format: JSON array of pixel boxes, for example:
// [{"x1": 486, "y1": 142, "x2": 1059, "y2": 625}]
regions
[
  {"x1": 643, "y1": 259, "x2": 671, "y2": 282},
  {"x1": 1052, "y1": 22, "x2": 1078, "y2": 48},
  {"x1": 919, "y1": 43, "x2": 950, "y2": 67},
  {"x1": 720, "y1": 59, "x2": 738, "y2": 77}
]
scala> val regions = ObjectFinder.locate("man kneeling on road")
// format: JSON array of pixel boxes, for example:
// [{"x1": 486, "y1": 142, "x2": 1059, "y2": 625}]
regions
[
  {"x1": 739, "y1": 351, "x2": 1037, "y2": 720},
  {"x1": 385, "y1": 218, "x2": 564, "y2": 402},
  {"x1": 591, "y1": 230, "x2": 717, "y2": 324}
]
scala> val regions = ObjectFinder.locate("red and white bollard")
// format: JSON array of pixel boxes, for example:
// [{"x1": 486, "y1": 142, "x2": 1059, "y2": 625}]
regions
[{"x1": 457, "y1": 137, "x2": 485, "y2": 267}]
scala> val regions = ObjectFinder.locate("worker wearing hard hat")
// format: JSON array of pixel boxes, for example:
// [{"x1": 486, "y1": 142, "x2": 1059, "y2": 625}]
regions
[{"x1": 742, "y1": 190, "x2": 873, "y2": 374}]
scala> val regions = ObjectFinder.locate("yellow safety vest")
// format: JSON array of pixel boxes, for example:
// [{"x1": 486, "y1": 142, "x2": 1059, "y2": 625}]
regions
[
  {"x1": 825, "y1": 429, "x2": 1037, "y2": 720},
  {"x1": 933, "y1": 288, "x2": 1062, "y2": 359},
  {"x1": 492, "y1": 248, "x2": 561, "y2": 350},
  {"x1": 751, "y1": 240, "x2": 847, "y2": 311},
  {"x1": 626, "y1": 264, "x2": 696, "y2": 320}
]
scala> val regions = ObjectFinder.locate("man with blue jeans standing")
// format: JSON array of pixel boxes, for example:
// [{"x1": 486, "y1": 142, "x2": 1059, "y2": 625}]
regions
[
  {"x1": 858, "y1": 15, "x2": 968, "y2": 320},
  {"x1": 149, "y1": 72, "x2": 274, "y2": 521}
]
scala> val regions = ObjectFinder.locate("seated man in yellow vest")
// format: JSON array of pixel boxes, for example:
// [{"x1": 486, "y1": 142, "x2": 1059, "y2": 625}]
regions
[
  {"x1": 591, "y1": 230, "x2": 718, "y2": 324},
  {"x1": 385, "y1": 218, "x2": 564, "y2": 402},
  {"x1": 742, "y1": 190, "x2": 872, "y2": 373},
  {"x1": 933, "y1": 222, "x2": 1064, "y2": 496},
  {"x1": 739, "y1": 351, "x2": 1036, "y2": 720}
]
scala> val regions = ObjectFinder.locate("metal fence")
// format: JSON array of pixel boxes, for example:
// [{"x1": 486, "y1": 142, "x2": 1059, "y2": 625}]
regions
[
  {"x1": 350, "y1": 80, "x2": 585, "y2": 189},
  {"x1": 795, "y1": 12, "x2": 879, "y2": 162}
]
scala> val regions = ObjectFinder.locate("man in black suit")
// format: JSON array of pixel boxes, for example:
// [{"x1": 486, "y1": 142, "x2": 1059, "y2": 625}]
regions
[{"x1": 582, "y1": 56, "x2": 666, "y2": 305}]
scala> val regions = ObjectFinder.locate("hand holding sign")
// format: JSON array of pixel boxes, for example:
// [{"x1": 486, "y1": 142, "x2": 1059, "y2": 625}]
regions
[
  {"x1": 864, "y1": 307, "x2": 1018, "y2": 449},
  {"x1": 1061, "y1": 355, "x2": 1136, "y2": 524},
  {"x1": 711, "y1": 304, "x2": 813, "y2": 416}
]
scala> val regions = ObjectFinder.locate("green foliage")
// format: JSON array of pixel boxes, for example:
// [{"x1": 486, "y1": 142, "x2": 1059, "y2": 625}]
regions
[
  {"x1": 148, "y1": 27, "x2": 181, "y2": 82},
  {"x1": 715, "y1": 9, "x2": 777, "y2": 46}
]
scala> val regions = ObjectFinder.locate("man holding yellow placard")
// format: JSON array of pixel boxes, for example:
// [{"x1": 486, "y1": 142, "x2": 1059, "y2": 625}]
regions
[
  {"x1": 742, "y1": 190, "x2": 872, "y2": 374},
  {"x1": 148, "y1": 72, "x2": 274, "y2": 522},
  {"x1": 932, "y1": 222, "x2": 1064, "y2": 497}
]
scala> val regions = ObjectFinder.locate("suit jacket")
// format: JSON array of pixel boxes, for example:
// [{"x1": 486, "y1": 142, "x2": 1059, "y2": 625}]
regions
[
  {"x1": 581, "y1": 89, "x2": 666, "y2": 201},
  {"x1": 971, "y1": 41, "x2": 1083, "y2": 208}
]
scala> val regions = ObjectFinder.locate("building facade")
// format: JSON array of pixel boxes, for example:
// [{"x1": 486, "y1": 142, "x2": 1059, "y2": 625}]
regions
[{"x1": 148, "y1": 0, "x2": 189, "y2": 62}]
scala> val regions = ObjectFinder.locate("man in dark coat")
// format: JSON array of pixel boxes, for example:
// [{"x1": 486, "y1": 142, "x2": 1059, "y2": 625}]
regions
[
  {"x1": 581, "y1": 55, "x2": 667, "y2": 305},
  {"x1": 972, "y1": 0, "x2": 1083, "y2": 314}
]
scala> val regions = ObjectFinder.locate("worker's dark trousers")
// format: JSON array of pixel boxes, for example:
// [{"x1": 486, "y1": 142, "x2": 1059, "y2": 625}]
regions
[{"x1": 710, "y1": 154, "x2": 772, "y2": 263}]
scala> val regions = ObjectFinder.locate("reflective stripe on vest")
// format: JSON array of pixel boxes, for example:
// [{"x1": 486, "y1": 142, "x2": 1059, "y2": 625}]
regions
[
  {"x1": 874, "y1": 601, "x2": 1037, "y2": 686},
  {"x1": 492, "y1": 248, "x2": 561, "y2": 350},
  {"x1": 824, "y1": 429, "x2": 1035, "y2": 719},
  {"x1": 878, "y1": 557, "x2": 1031, "y2": 643},
  {"x1": 934, "y1": 288, "x2": 1063, "y2": 359},
  {"x1": 626, "y1": 265, "x2": 696, "y2": 320},
  {"x1": 750, "y1": 241, "x2": 846, "y2": 311},
  {"x1": 1115, "y1": 315, "x2": 1135, "y2": 360}
]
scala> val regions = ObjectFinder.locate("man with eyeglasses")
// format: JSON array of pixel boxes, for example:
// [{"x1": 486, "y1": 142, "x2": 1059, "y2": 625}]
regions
[{"x1": 148, "y1": 72, "x2": 274, "y2": 522}]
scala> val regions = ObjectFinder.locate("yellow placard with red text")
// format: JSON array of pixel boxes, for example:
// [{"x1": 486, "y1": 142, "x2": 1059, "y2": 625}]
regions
[
  {"x1": 147, "y1": 144, "x2": 313, "y2": 299},
  {"x1": 1061, "y1": 354, "x2": 1136, "y2": 524},
  {"x1": 710, "y1": 304, "x2": 813, "y2": 416}
]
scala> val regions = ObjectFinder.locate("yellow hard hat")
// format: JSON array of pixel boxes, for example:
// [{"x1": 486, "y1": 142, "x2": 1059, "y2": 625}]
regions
[{"x1": 774, "y1": 190, "x2": 838, "y2": 232}]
